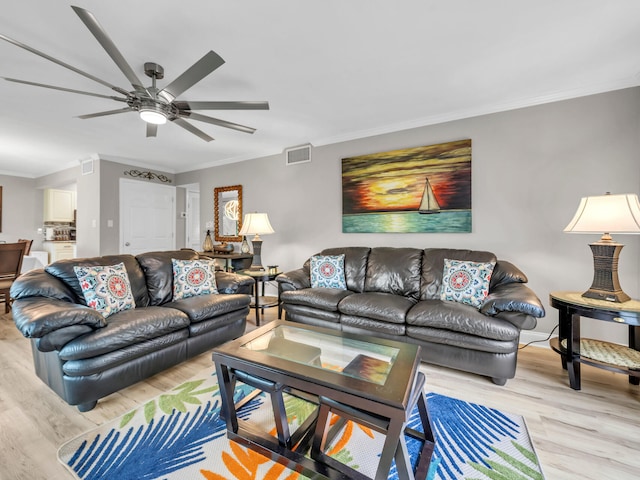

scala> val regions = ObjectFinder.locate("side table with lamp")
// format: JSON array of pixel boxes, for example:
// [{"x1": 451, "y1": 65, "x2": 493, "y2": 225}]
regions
[
  {"x1": 551, "y1": 193, "x2": 640, "y2": 389},
  {"x1": 237, "y1": 212, "x2": 280, "y2": 325}
]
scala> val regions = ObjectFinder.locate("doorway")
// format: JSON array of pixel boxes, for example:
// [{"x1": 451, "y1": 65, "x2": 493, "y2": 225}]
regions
[
  {"x1": 120, "y1": 179, "x2": 176, "y2": 255},
  {"x1": 185, "y1": 185, "x2": 201, "y2": 251}
]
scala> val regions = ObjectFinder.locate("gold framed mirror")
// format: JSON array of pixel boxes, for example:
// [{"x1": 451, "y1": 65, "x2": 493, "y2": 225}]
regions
[{"x1": 214, "y1": 185, "x2": 243, "y2": 242}]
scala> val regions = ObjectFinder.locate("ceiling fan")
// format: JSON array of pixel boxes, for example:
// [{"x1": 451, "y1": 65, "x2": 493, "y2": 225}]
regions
[{"x1": 0, "y1": 5, "x2": 269, "y2": 142}]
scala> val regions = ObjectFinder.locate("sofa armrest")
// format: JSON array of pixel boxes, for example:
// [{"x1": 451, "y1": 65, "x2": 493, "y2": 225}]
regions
[
  {"x1": 480, "y1": 283, "x2": 546, "y2": 319},
  {"x1": 276, "y1": 268, "x2": 311, "y2": 292},
  {"x1": 215, "y1": 271, "x2": 254, "y2": 294},
  {"x1": 12, "y1": 298, "x2": 106, "y2": 339}
]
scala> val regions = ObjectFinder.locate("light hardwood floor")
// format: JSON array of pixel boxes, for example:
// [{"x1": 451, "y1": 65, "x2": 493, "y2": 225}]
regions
[{"x1": 1, "y1": 308, "x2": 639, "y2": 480}]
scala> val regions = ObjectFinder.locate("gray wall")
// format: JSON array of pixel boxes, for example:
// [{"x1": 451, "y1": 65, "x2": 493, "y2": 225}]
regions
[
  {"x1": 0, "y1": 175, "x2": 42, "y2": 249},
  {"x1": 177, "y1": 87, "x2": 640, "y2": 344}
]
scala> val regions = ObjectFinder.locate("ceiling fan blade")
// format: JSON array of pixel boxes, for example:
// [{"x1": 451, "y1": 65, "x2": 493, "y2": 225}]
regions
[
  {"x1": 146, "y1": 123, "x2": 158, "y2": 138},
  {"x1": 172, "y1": 117, "x2": 214, "y2": 142},
  {"x1": 175, "y1": 101, "x2": 270, "y2": 111},
  {"x1": 0, "y1": 34, "x2": 130, "y2": 96},
  {"x1": 182, "y1": 111, "x2": 256, "y2": 134},
  {"x1": 77, "y1": 107, "x2": 133, "y2": 119},
  {"x1": 71, "y1": 6, "x2": 145, "y2": 92},
  {"x1": 2, "y1": 77, "x2": 127, "y2": 101},
  {"x1": 159, "y1": 51, "x2": 225, "y2": 102}
]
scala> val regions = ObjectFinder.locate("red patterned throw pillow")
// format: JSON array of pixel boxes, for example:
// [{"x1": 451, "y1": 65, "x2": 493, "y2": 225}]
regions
[
  {"x1": 74, "y1": 262, "x2": 136, "y2": 318},
  {"x1": 172, "y1": 258, "x2": 218, "y2": 300},
  {"x1": 440, "y1": 258, "x2": 495, "y2": 309},
  {"x1": 310, "y1": 254, "x2": 347, "y2": 289}
]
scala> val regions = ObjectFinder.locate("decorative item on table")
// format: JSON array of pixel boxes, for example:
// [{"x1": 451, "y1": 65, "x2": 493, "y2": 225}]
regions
[
  {"x1": 564, "y1": 192, "x2": 640, "y2": 302},
  {"x1": 268, "y1": 265, "x2": 278, "y2": 275},
  {"x1": 213, "y1": 242, "x2": 234, "y2": 253},
  {"x1": 238, "y1": 212, "x2": 274, "y2": 271},
  {"x1": 202, "y1": 229, "x2": 214, "y2": 252},
  {"x1": 240, "y1": 236, "x2": 251, "y2": 253}
]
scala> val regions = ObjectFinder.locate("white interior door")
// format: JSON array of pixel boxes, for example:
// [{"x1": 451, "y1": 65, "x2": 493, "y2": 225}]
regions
[
  {"x1": 186, "y1": 189, "x2": 201, "y2": 250},
  {"x1": 120, "y1": 179, "x2": 176, "y2": 255}
]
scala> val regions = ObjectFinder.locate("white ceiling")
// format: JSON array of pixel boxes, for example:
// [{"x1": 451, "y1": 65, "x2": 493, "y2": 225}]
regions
[{"x1": 1, "y1": 1, "x2": 639, "y2": 178}]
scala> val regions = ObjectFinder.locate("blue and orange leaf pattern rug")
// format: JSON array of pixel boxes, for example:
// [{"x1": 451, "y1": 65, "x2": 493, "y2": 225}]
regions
[{"x1": 58, "y1": 370, "x2": 544, "y2": 480}]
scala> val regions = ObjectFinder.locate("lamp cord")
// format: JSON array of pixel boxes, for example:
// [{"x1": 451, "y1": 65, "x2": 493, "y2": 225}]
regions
[{"x1": 518, "y1": 324, "x2": 559, "y2": 350}]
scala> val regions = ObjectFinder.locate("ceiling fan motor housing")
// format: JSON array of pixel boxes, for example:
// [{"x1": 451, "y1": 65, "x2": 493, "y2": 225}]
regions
[{"x1": 144, "y1": 62, "x2": 164, "y2": 80}]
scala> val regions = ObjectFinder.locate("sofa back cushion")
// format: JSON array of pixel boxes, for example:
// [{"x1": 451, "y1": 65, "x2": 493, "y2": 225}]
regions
[
  {"x1": 45, "y1": 254, "x2": 150, "y2": 307},
  {"x1": 364, "y1": 247, "x2": 423, "y2": 300},
  {"x1": 136, "y1": 249, "x2": 198, "y2": 305},
  {"x1": 420, "y1": 248, "x2": 497, "y2": 300},
  {"x1": 305, "y1": 247, "x2": 370, "y2": 293}
]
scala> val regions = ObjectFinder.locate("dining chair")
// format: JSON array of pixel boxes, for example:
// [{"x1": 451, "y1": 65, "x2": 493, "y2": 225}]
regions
[
  {"x1": 0, "y1": 242, "x2": 27, "y2": 313},
  {"x1": 18, "y1": 238, "x2": 33, "y2": 256}
]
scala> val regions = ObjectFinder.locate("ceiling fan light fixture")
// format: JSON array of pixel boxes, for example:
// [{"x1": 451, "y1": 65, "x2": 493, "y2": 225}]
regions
[{"x1": 139, "y1": 107, "x2": 167, "y2": 125}]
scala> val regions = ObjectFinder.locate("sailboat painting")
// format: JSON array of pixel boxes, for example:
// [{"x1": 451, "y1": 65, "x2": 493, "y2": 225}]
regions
[{"x1": 342, "y1": 139, "x2": 471, "y2": 233}]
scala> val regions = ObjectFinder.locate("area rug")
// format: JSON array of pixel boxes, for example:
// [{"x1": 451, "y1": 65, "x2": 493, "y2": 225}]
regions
[{"x1": 58, "y1": 369, "x2": 544, "y2": 480}]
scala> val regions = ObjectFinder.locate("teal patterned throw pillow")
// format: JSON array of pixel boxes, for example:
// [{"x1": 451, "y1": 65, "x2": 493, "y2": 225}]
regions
[
  {"x1": 74, "y1": 262, "x2": 136, "y2": 318},
  {"x1": 172, "y1": 258, "x2": 218, "y2": 300},
  {"x1": 310, "y1": 254, "x2": 347, "y2": 289},
  {"x1": 440, "y1": 258, "x2": 496, "y2": 309}
]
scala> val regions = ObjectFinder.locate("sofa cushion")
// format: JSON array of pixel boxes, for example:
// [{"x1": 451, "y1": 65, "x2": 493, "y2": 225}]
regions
[
  {"x1": 45, "y1": 254, "x2": 150, "y2": 307},
  {"x1": 405, "y1": 325, "x2": 518, "y2": 354},
  {"x1": 340, "y1": 315, "x2": 406, "y2": 336},
  {"x1": 74, "y1": 262, "x2": 136, "y2": 318},
  {"x1": 310, "y1": 254, "x2": 347, "y2": 289},
  {"x1": 172, "y1": 258, "x2": 218, "y2": 300},
  {"x1": 164, "y1": 293, "x2": 250, "y2": 323},
  {"x1": 406, "y1": 299, "x2": 520, "y2": 341},
  {"x1": 58, "y1": 306, "x2": 190, "y2": 360},
  {"x1": 136, "y1": 249, "x2": 198, "y2": 305},
  {"x1": 62, "y1": 330, "x2": 189, "y2": 376},
  {"x1": 420, "y1": 248, "x2": 497, "y2": 300},
  {"x1": 364, "y1": 247, "x2": 422, "y2": 300},
  {"x1": 338, "y1": 292, "x2": 415, "y2": 324},
  {"x1": 440, "y1": 258, "x2": 495, "y2": 309},
  {"x1": 281, "y1": 288, "x2": 353, "y2": 312},
  {"x1": 489, "y1": 260, "x2": 528, "y2": 289}
]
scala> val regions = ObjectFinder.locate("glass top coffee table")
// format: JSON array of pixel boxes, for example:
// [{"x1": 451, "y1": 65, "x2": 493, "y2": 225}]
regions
[{"x1": 212, "y1": 321, "x2": 434, "y2": 480}]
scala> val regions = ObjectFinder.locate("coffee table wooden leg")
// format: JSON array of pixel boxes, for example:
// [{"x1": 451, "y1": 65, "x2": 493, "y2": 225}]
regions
[{"x1": 215, "y1": 362, "x2": 239, "y2": 433}]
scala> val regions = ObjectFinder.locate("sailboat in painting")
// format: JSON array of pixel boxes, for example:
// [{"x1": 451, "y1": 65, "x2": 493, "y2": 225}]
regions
[{"x1": 418, "y1": 177, "x2": 440, "y2": 214}]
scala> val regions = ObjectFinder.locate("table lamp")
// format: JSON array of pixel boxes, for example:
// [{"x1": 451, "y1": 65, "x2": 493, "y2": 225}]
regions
[
  {"x1": 238, "y1": 213, "x2": 274, "y2": 271},
  {"x1": 564, "y1": 192, "x2": 640, "y2": 302}
]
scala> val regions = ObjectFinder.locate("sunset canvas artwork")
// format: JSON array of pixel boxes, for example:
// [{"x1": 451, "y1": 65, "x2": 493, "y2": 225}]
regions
[{"x1": 342, "y1": 139, "x2": 471, "y2": 233}]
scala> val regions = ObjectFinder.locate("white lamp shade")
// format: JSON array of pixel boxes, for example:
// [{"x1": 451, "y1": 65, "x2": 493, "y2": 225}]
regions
[
  {"x1": 238, "y1": 213, "x2": 274, "y2": 236},
  {"x1": 564, "y1": 193, "x2": 640, "y2": 234}
]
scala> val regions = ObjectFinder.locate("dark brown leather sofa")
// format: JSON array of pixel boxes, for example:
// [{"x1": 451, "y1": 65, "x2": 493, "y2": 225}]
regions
[
  {"x1": 277, "y1": 247, "x2": 545, "y2": 385},
  {"x1": 11, "y1": 249, "x2": 253, "y2": 411}
]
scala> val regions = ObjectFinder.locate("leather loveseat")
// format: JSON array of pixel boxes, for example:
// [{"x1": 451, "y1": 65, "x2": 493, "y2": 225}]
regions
[
  {"x1": 277, "y1": 247, "x2": 545, "y2": 385},
  {"x1": 11, "y1": 249, "x2": 253, "y2": 411}
]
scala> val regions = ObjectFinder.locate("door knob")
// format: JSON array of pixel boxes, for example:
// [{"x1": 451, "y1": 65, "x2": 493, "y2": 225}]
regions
[{"x1": 125, "y1": 242, "x2": 130, "y2": 246}]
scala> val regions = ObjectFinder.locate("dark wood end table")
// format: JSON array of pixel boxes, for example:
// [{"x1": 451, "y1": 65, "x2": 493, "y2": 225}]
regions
[
  {"x1": 549, "y1": 291, "x2": 640, "y2": 390},
  {"x1": 238, "y1": 269, "x2": 281, "y2": 326}
]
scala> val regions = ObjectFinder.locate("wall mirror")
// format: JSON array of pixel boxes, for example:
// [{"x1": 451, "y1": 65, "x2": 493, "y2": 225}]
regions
[{"x1": 214, "y1": 185, "x2": 243, "y2": 242}]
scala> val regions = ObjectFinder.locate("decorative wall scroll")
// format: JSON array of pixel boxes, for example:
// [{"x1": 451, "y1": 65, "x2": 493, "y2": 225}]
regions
[{"x1": 124, "y1": 170, "x2": 172, "y2": 183}]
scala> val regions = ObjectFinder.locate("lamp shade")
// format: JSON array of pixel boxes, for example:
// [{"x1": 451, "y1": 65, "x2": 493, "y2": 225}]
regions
[
  {"x1": 564, "y1": 193, "x2": 640, "y2": 235},
  {"x1": 238, "y1": 213, "x2": 274, "y2": 236}
]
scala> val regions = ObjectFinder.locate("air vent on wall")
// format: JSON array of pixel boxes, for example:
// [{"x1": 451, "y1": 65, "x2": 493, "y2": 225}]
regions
[
  {"x1": 81, "y1": 158, "x2": 94, "y2": 175},
  {"x1": 284, "y1": 144, "x2": 312, "y2": 166}
]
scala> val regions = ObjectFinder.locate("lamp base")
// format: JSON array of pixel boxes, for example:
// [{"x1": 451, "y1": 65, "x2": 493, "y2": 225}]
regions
[
  {"x1": 247, "y1": 238, "x2": 265, "y2": 271},
  {"x1": 582, "y1": 241, "x2": 630, "y2": 303}
]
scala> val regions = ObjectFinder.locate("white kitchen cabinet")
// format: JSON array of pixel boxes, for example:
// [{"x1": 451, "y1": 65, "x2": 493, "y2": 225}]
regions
[
  {"x1": 44, "y1": 189, "x2": 76, "y2": 222},
  {"x1": 44, "y1": 242, "x2": 76, "y2": 263}
]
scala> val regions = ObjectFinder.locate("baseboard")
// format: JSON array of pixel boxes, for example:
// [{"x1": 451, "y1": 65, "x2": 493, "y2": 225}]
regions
[{"x1": 520, "y1": 330, "x2": 552, "y2": 349}]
